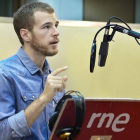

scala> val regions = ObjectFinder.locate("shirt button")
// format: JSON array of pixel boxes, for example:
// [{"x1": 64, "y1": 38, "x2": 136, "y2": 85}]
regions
[
  {"x1": 32, "y1": 96, "x2": 35, "y2": 99},
  {"x1": 23, "y1": 96, "x2": 26, "y2": 99}
]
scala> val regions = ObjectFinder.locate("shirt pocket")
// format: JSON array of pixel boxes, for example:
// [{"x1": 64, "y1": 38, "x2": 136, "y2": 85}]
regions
[{"x1": 21, "y1": 92, "x2": 39, "y2": 108}]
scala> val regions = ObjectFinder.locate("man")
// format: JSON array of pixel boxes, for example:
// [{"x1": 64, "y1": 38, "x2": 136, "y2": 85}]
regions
[{"x1": 0, "y1": 2, "x2": 68, "y2": 140}]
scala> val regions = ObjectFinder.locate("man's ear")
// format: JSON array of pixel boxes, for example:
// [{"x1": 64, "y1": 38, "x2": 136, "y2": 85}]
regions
[{"x1": 20, "y1": 29, "x2": 31, "y2": 43}]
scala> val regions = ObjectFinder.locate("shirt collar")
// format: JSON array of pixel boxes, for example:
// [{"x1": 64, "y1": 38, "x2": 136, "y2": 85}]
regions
[{"x1": 16, "y1": 47, "x2": 51, "y2": 75}]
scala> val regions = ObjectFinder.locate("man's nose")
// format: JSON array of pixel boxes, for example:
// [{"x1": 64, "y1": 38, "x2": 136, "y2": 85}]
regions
[{"x1": 52, "y1": 27, "x2": 59, "y2": 37}]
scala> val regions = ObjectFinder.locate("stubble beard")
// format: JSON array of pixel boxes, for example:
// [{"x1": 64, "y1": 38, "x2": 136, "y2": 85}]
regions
[{"x1": 30, "y1": 33, "x2": 58, "y2": 57}]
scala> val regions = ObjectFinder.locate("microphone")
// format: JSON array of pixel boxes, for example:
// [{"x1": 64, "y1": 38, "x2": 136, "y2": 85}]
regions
[
  {"x1": 112, "y1": 26, "x2": 140, "y2": 39},
  {"x1": 90, "y1": 42, "x2": 96, "y2": 72},
  {"x1": 89, "y1": 16, "x2": 140, "y2": 73},
  {"x1": 98, "y1": 27, "x2": 110, "y2": 67}
]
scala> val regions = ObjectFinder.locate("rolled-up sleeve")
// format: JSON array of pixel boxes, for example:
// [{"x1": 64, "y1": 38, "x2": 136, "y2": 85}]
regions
[
  {"x1": 8, "y1": 110, "x2": 31, "y2": 138},
  {"x1": 0, "y1": 69, "x2": 31, "y2": 140}
]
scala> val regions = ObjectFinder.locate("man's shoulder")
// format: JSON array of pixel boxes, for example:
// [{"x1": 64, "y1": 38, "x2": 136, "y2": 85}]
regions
[
  {"x1": 0, "y1": 55, "x2": 16, "y2": 65},
  {"x1": 0, "y1": 55, "x2": 20, "y2": 67},
  {"x1": 0, "y1": 55, "x2": 26, "y2": 76}
]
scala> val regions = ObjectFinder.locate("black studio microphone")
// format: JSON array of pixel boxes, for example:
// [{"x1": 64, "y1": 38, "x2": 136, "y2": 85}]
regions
[
  {"x1": 98, "y1": 27, "x2": 110, "y2": 67},
  {"x1": 90, "y1": 41, "x2": 96, "y2": 72},
  {"x1": 90, "y1": 16, "x2": 140, "y2": 73},
  {"x1": 112, "y1": 26, "x2": 140, "y2": 39}
]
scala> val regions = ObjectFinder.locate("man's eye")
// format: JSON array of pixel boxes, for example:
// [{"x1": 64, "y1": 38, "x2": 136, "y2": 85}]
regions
[
  {"x1": 55, "y1": 24, "x2": 58, "y2": 28},
  {"x1": 44, "y1": 26, "x2": 50, "y2": 29}
]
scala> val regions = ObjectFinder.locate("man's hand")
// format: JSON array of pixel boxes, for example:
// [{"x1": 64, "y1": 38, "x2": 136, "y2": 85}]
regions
[
  {"x1": 25, "y1": 67, "x2": 68, "y2": 127},
  {"x1": 41, "y1": 66, "x2": 68, "y2": 103},
  {"x1": 25, "y1": 66, "x2": 68, "y2": 127}
]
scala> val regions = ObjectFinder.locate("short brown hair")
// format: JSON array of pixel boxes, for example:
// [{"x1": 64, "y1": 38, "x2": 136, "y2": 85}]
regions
[{"x1": 13, "y1": 2, "x2": 54, "y2": 45}]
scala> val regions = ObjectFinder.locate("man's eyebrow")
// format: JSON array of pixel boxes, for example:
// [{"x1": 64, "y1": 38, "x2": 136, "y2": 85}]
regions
[
  {"x1": 41, "y1": 22, "x2": 52, "y2": 27},
  {"x1": 41, "y1": 21, "x2": 59, "y2": 27}
]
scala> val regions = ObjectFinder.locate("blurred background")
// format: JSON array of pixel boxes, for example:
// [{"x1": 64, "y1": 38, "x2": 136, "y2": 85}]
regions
[{"x1": 0, "y1": 0, "x2": 140, "y2": 23}]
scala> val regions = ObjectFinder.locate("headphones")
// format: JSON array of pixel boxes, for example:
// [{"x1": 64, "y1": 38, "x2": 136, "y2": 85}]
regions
[{"x1": 49, "y1": 90, "x2": 86, "y2": 140}]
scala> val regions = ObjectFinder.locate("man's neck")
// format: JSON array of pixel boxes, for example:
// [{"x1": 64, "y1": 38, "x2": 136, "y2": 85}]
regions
[{"x1": 22, "y1": 45, "x2": 46, "y2": 73}]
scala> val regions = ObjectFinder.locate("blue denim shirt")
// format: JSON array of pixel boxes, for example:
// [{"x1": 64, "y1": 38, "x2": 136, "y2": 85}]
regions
[{"x1": 0, "y1": 48, "x2": 64, "y2": 140}]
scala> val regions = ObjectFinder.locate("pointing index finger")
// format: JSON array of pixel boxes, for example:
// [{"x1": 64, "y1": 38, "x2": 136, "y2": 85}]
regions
[{"x1": 50, "y1": 66, "x2": 68, "y2": 76}]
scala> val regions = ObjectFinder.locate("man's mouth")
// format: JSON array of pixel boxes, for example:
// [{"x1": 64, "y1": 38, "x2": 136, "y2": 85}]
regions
[{"x1": 50, "y1": 40, "x2": 59, "y2": 45}]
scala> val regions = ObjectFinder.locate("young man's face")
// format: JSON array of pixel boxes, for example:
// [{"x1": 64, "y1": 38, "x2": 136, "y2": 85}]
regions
[{"x1": 30, "y1": 11, "x2": 60, "y2": 56}]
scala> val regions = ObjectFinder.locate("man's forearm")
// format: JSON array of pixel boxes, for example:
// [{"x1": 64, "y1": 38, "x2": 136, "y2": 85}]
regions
[{"x1": 24, "y1": 94, "x2": 49, "y2": 127}]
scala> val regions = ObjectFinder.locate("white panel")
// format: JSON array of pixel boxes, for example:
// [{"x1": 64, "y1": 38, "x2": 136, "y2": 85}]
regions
[{"x1": 38, "y1": 0, "x2": 83, "y2": 20}]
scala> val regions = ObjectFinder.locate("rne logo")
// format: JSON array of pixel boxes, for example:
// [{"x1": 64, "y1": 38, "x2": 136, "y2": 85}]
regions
[{"x1": 87, "y1": 113, "x2": 130, "y2": 132}]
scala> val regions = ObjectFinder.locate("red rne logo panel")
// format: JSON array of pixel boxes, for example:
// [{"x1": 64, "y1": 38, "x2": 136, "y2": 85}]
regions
[{"x1": 49, "y1": 99, "x2": 140, "y2": 140}]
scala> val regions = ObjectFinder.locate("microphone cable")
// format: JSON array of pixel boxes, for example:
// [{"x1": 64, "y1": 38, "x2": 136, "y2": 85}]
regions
[{"x1": 107, "y1": 16, "x2": 140, "y2": 45}]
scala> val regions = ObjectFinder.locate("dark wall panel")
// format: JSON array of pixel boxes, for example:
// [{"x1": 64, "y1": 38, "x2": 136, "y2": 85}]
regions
[{"x1": 84, "y1": 0, "x2": 135, "y2": 23}]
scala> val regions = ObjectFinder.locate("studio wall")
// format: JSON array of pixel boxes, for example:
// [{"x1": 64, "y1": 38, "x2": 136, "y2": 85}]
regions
[{"x1": 0, "y1": 18, "x2": 140, "y2": 99}]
